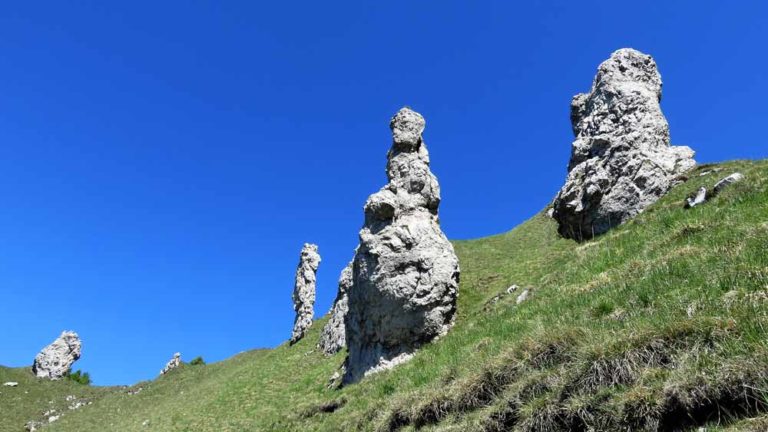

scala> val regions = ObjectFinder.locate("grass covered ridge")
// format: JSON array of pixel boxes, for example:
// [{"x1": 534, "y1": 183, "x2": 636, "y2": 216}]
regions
[{"x1": 2, "y1": 159, "x2": 767, "y2": 431}]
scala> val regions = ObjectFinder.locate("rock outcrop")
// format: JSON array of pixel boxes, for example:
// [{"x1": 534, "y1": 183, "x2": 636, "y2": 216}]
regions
[
  {"x1": 318, "y1": 262, "x2": 352, "y2": 355},
  {"x1": 290, "y1": 243, "x2": 321, "y2": 345},
  {"x1": 553, "y1": 48, "x2": 696, "y2": 240},
  {"x1": 160, "y1": 352, "x2": 182, "y2": 375},
  {"x1": 343, "y1": 107, "x2": 460, "y2": 384},
  {"x1": 32, "y1": 331, "x2": 82, "y2": 380}
]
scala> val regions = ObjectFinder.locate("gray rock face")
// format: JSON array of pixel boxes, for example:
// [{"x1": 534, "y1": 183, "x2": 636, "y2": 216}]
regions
[
  {"x1": 553, "y1": 48, "x2": 696, "y2": 240},
  {"x1": 318, "y1": 262, "x2": 353, "y2": 355},
  {"x1": 32, "y1": 331, "x2": 82, "y2": 380},
  {"x1": 160, "y1": 352, "x2": 181, "y2": 375},
  {"x1": 290, "y1": 243, "x2": 321, "y2": 345},
  {"x1": 343, "y1": 107, "x2": 460, "y2": 384}
]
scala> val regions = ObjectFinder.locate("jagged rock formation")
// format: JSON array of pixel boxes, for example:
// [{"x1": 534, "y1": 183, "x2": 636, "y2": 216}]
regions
[
  {"x1": 318, "y1": 262, "x2": 352, "y2": 355},
  {"x1": 553, "y1": 48, "x2": 696, "y2": 240},
  {"x1": 32, "y1": 331, "x2": 82, "y2": 380},
  {"x1": 290, "y1": 243, "x2": 321, "y2": 345},
  {"x1": 160, "y1": 352, "x2": 181, "y2": 375},
  {"x1": 343, "y1": 107, "x2": 460, "y2": 384}
]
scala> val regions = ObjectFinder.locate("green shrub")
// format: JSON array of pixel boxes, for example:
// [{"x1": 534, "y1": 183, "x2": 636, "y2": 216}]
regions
[
  {"x1": 66, "y1": 369, "x2": 91, "y2": 385},
  {"x1": 189, "y1": 356, "x2": 206, "y2": 366}
]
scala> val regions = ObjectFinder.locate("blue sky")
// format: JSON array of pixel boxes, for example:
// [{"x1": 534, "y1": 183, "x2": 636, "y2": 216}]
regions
[{"x1": 0, "y1": 1, "x2": 765, "y2": 385}]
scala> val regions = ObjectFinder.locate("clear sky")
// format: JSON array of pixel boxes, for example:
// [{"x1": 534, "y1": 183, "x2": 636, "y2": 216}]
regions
[{"x1": 1, "y1": 1, "x2": 765, "y2": 385}]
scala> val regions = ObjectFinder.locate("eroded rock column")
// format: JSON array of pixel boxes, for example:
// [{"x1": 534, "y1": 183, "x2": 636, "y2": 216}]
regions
[
  {"x1": 32, "y1": 331, "x2": 82, "y2": 380},
  {"x1": 290, "y1": 243, "x2": 321, "y2": 345},
  {"x1": 343, "y1": 107, "x2": 460, "y2": 384},
  {"x1": 553, "y1": 48, "x2": 696, "y2": 240}
]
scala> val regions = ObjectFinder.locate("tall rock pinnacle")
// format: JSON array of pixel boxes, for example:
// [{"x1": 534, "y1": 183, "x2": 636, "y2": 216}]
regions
[
  {"x1": 343, "y1": 107, "x2": 460, "y2": 384},
  {"x1": 32, "y1": 331, "x2": 82, "y2": 380},
  {"x1": 290, "y1": 243, "x2": 321, "y2": 345},
  {"x1": 553, "y1": 48, "x2": 696, "y2": 240},
  {"x1": 317, "y1": 261, "x2": 353, "y2": 355}
]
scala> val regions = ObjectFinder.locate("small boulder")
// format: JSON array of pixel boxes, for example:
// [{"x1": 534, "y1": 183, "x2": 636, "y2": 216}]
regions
[
  {"x1": 713, "y1": 172, "x2": 744, "y2": 195},
  {"x1": 160, "y1": 353, "x2": 182, "y2": 375},
  {"x1": 32, "y1": 331, "x2": 82, "y2": 380},
  {"x1": 516, "y1": 289, "x2": 531, "y2": 305},
  {"x1": 685, "y1": 187, "x2": 708, "y2": 209},
  {"x1": 3, "y1": 381, "x2": 18, "y2": 387}
]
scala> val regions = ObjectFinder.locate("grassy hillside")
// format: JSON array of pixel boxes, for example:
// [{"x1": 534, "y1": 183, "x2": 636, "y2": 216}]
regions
[{"x1": 2, "y1": 159, "x2": 767, "y2": 431}]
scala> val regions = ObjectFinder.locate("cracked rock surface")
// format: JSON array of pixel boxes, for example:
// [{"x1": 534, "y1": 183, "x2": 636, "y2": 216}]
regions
[
  {"x1": 343, "y1": 107, "x2": 460, "y2": 384},
  {"x1": 553, "y1": 48, "x2": 696, "y2": 240}
]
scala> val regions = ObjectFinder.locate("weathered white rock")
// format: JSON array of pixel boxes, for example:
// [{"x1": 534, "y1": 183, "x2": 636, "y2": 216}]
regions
[
  {"x1": 713, "y1": 172, "x2": 744, "y2": 195},
  {"x1": 553, "y1": 48, "x2": 696, "y2": 240},
  {"x1": 685, "y1": 187, "x2": 708, "y2": 209},
  {"x1": 32, "y1": 331, "x2": 82, "y2": 380},
  {"x1": 516, "y1": 289, "x2": 531, "y2": 305},
  {"x1": 318, "y1": 262, "x2": 353, "y2": 355},
  {"x1": 25, "y1": 420, "x2": 43, "y2": 431},
  {"x1": 684, "y1": 172, "x2": 744, "y2": 209},
  {"x1": 343, "y1": 107, "x2": 460, "y2": 384},
  {"x1": 160, "y1": 352, "x2": 182, "y2": 375},
  {"x1": 290, "y1": 243, "x2": 321, "y2": 345},
  {"x1": 3, "y1": 381, "x2": 18, "y2": 387}
]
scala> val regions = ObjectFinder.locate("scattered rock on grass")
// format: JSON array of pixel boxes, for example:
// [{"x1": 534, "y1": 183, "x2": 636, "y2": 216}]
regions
[
  {"x1": 3, "y1": 381, "x2": 18, "y2": 387},
  {"x1": 160, "y1": 352, "x2": 182, "y2": 375},
  {"x1": 713, "y1": 172, "x2": 745, "y2": 194},
  {"x1": 684, "y1": 172, "x2": 745, "y2": 209},
  {"x1": 685, "y1": 187, "x2": 708, "y2": 209},
  {"x1": 516, "y1": 289, "x2": 531, "y2": 305}
]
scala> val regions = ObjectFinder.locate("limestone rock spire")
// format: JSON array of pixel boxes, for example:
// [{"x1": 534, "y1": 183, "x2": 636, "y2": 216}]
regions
[
  {"x1": 343, "y1": 107, "x2": 460, "y2": 384},
  {"x1": 290, "y1": 243, "x2": 321, "y2": 345}
]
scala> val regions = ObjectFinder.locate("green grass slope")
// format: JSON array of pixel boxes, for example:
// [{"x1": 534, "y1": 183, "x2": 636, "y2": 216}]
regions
[{"x1": 2, "y1": 160, "x2": 767, "y2": 431}]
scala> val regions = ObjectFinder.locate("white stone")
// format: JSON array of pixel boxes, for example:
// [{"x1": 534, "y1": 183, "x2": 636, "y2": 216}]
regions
[
  {"x1": 160, "y1": 352, "x2": 181, "y2": 375},
  {"x1": 713, "y1": 172, "x2": 744, "y2": 195},
  {"x1": 516, "y1": 289, "x2": 531, "y2": 305},
  {"x1": 3, "y1": 381, "x2": 18, "y2": 387},
  {"x1": 685, "y1": 187, "x2": 708, "y2": 209}
]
